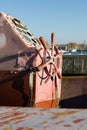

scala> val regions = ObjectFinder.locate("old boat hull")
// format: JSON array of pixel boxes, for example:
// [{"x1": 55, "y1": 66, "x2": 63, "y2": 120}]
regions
[
  {"x1": 0, "y1": 12, "x2": 62, "y2": 108},
  {"x1": 0, "y1": 70, "x2": 57, "y2": 108}
]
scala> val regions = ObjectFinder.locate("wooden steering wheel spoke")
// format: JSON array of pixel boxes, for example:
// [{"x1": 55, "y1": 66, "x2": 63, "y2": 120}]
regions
[{"x1": 37, "y1": 33, "x2": 61, "y2": 84}]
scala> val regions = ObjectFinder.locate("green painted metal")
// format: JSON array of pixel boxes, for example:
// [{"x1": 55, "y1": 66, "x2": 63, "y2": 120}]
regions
[{"x1": 63, "y1": 55, "x2": 87, "y2": 75}]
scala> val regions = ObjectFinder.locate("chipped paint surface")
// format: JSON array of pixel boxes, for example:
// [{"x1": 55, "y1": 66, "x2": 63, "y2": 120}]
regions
[
  {"x1": 0, "y1": 33, "x2": 6, "y2": 48},
  {"x1": 0, "y1": 13, "x2": 4, "y2": 26},
  {"x1": 0, "y1": 107, "x2": 87, "y2": 129}
]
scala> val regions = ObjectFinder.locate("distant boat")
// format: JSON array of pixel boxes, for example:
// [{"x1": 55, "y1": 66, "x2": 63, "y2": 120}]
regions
[{"x1": 71, "y1": 49, "x2": 77, "y2": 52}]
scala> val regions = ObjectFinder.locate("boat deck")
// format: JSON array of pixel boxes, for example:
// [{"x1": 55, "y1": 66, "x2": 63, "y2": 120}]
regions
[{"x1": 0, "y1": 106, "x2": 87, "y2": 130}]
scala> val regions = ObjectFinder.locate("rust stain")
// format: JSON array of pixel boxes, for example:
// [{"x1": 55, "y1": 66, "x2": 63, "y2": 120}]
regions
[
  {"x1": 0, "y1": 107, "x2": 87, "y2": 129},
  {"x1": 16, "y1": 127, "x2": 34, "y2": 130},
  {"x1": 50, "y1": 110, "x2": 78, "y2": 119},
  {"x1": 41, "y1": 121, "x2": 48, "y2": 125},
  {"x1": 42, "y1": 126, "x2": 49, "y2": 129},
  {"x1": 73, "y1": 118, "x2": 86, "y2": 124},
  {"x1": 64, "y1": 124, "x2": 72, "y2": 127},
  {"x1": 0, "y1": 111, "x2": 29, "y2": 126},
  {"x1": 54, "y1": 120, "x2": 64, "y2": 125},
  {"x1": 39, "y1": 108, "x2": 48, "y2": 111},
  {"x1": 3, "y1": 127, "x2": 13, "y2": 130}
]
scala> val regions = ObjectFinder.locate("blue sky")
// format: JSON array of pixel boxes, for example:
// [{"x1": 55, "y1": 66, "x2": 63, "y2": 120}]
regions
[{"x1": 0, "y1": 0, "x2": 87, "y2": 44}]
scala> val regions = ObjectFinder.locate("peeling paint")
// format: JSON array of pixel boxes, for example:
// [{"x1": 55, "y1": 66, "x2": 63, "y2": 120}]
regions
[
  {"x1": 0, "y1": 33, "x2": 6, "y2": 48},
  {"x1": 0, "y1": 107, "x2": 87, "y2": 129},
  {"x1": 0, "y1": 16, "x2": 4, "y2": 26}
]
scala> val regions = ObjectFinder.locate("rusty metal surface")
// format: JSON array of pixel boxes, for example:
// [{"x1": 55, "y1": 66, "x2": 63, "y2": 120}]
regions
[
  {"x1": 0, "y1": 107, "x2": 87, "y2": 129},
  {"x1": 0, "y1": 12, "x2": 62, "y2": 108}
]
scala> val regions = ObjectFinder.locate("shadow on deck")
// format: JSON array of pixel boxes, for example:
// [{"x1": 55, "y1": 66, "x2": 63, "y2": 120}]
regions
[{"x1": 59, "y1": 94, "x2": 87, "y2": 108}]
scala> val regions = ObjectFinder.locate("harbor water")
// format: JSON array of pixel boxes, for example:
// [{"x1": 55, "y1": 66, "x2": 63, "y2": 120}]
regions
[{"x1": 64, "y1": 50, "x2": 87, "y2": 55}]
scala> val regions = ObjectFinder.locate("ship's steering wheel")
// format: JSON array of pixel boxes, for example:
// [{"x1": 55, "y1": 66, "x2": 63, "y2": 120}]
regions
[{"x1": 37, "y1": 33, "x2": 62, "y2": 84}]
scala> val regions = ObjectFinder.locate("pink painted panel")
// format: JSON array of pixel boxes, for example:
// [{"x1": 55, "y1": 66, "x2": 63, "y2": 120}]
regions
[
  {"x1": 35, "y1": 52, "x2": 62, "y2": 103},
  {"x1": 0, "y1": 12, "x2": 62, "y2": 107}
]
